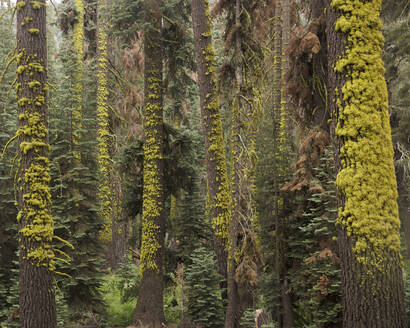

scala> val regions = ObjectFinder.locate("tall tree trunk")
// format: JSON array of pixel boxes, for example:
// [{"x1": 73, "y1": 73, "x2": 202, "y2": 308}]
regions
[
  {"x1": 226, "y1": 2, "x2": 242, "y2": 326},
  {"x1": 96, "y1": 0, "x2": 113, "y2": 242},
  {"x1": 72, "y1": 0, "x2": 84, "y2": 161},
  {"x1": 191, "y1": 0, "x2": 232, "y2": 291},
  {"x1": 327, "y1": 0, "x2": 407, "y2": 327},
  {"x1": 16, "y1": 1, "x2": 57, "y2": 327},
  {"x1": 133, "y1": 1, "x2": 166, "y2": 326},
  {"x1": 273, "y1": 3, "x2": 285, "y2": 327}
]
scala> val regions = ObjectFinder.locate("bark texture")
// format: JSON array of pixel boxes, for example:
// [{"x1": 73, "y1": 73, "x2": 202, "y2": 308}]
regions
[
  {"x1": 133, "y1": 1, "x2": 165, "y2": 326},
  {"x1": 191, "y1": 0, "x2": 231, "y2": 287},
  {"x1": 327, "y1": 0, "x2": 407, "y2": 327},
  {"x1": 16, "y1": 1, "x2": 57, "y2": 327}
]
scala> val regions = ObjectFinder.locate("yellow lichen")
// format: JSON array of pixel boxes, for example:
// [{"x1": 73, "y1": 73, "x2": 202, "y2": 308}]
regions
[
  {"x1": 197, "y1": 0, "x2": 231, "y2": 243},
  {"x1": 72, "y1": 0, "x2": 84, "y2": 161},
  {"x1": 96, "y1": 0, "x2": 112, "y2": 238},
  {"x1": 140, "y1": 74, "x2": 163, "y2": 273},
  {"x1": 332, "y1": 0, "x2": 401, "y2": 269}
]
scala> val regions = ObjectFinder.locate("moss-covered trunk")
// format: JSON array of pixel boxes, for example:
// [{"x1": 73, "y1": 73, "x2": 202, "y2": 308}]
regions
[
  {"x1": 327, "y1": 0, "x2": 407, "y2": 326},
  {"x1": 191, "y1": 0, "x2": 231, "y2": 288},
  {"x1": 72, "y1": 0, "x2": 84, "y2": 161},
  {"x1": 16, "y1": 1, "x2": 57, "y2": 327},
  {"x1": 133, "y1": 0, "x2": 166, "y2": 326}
]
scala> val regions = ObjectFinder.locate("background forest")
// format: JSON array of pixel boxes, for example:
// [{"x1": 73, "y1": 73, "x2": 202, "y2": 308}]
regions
[{"x1": 0, "y1": 0, "x2": 409, "y2": 327}]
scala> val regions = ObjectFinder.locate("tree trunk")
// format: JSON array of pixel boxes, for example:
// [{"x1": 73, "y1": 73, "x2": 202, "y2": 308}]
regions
[
  {"x1": 96, "y1": 0, "x2": 112, "y2": 242},
  {"x1": 225, "y1": 0, "x2": 242, "y2": 326},
  {"x1": 327, "y1": 1, "x2": 407, "y2": 327},
  {"x1": 191, "y1": 0, "x2": 231, "y2": 290},
  {"x1": 133, "y1": 1, "x2": 166, "y2": 326},
  {"x1": 72, "y1": 0, "x2": 84, "y2": 161},
  {"x1": 16, "y1": 1, "x2": 57, "y2": 327}
]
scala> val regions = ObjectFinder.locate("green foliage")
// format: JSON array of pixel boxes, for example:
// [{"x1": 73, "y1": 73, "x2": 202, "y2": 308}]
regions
[
  {"x1": 0, "y1": 4, "x2": 18, "y2": 324},
  {"x1": 288, "y1": 148, "x2": 341, "y2": 328},
  {"x1": 185, "y1": 247, "x2": 224, "y2": 328},
  {"x1": 100, "y1": 259, "x2": 140, "y2": 326},
  {"x1": 241, "y1": 309, "x2": 256, "y2": 328},
  {"x1": 49, "y1": 5, "x2": 105, "y2": 314}
]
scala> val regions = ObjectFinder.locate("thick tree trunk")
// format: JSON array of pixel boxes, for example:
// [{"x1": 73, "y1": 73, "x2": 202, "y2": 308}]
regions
[
  {"x1": 327, "y1": 1, "x2": 407, "y2": 327},
  {"x1": 133, "y1": 1, "x2": 165, "y2": 326},
  {"x1": 16, "y1": 1, "x2": 57, "y2": 327},
  {"x1": 191, "y1": 0, "x2": 231, "y2": 290}
]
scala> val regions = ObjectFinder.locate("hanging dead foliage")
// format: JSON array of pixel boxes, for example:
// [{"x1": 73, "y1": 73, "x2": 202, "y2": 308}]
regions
[
  {"x1": 281, "y1": 130, "x2": 329, "y2": 193},
  {"x1": 285, "y1": 15, "x2": 325, "y2": 128}
]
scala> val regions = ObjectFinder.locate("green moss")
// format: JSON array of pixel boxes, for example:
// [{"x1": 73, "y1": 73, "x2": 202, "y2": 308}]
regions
[
  {"x1": 332, "y1": 0, "x2": 401, "y2": 269},
  {"x1": 198, "y1": 0, "x2": 231, "y2": 242},
  {"x1": 140, "y1": 74, "x2": 163, "y2": 273},
  {"x1": 72, "y1": 0, "x2": 84, "y2": 161},
  {"x1": 96, "y1": 0, "x2": 113, "y2": 241}
]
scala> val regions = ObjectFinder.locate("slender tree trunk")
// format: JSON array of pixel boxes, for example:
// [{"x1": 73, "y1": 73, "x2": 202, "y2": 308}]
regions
[
  {"x1": 96, "y1": 0, "x2": 112, "y2": 240},
  {"x1": 327, "y1": 1, "x2": 407, "y2": 327},
  {"x1": 16, "y1": 1, "x2": 57, "y2": 327},
  {"x1": 191, "y1": 0, "x2": 231, "y2": 290},
  {"x1": 226, "y1": 2, "x2": 242, "y2": 325},
  {"x1": 72, "y1": 0, "x2": 84, "y2": 161},
  {"x1": 133, "y1": 1, "x2": 165, "y2": 326}
]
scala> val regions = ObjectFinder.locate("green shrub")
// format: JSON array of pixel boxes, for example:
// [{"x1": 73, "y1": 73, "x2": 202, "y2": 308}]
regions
[{"x1": 100, "y1": 258, "x2": 140, "y2": 326}]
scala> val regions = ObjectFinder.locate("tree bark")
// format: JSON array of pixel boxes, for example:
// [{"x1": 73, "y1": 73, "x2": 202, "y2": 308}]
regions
[
  {"x1": 327, "y1": 1, "x2": 407, "y2": 327},
  {"x1": 133, "y1": 1, "x2": 166, "y2": 326},
  {"x1": 16, "y1": 1, "x2": 57, "y2": 327},
  {"x1": 191, "y1": 0, "x2": 231, "y2": 291},
  {"x1": 225, "y1": 0, "x2": 242, "y2": 326}
]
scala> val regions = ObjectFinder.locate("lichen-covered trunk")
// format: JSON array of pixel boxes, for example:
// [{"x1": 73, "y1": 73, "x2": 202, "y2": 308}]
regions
[
  {"x1": 72, "y1": 0, "x2": 84, "y2": 161},
  {"x1": 272, "y1": 3, "x2": 291, "y2": 327},
  {"x1": 191, "y1": 0, "x2": 231, "y2": 288},
  {"x1": 327, "y1": 0, "x2": 407, "y2": 327},
  {"x1": 133, "y1": 1, "x2": 165, "y2": 326},
  {"x1": 226, "y1": 90, "x2": 241, "y2": 328},
  {"x1": 96, "y1": 0, "x2": 113, "y2": 239},
  {"x1": 225, "y1": 1, "x2": 242, "y2": 326},
  {"x1": 16, "y1": 1, "x2": 57, "y2": 327}
]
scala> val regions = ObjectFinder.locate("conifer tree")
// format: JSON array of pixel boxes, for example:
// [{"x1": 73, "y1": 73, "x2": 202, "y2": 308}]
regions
[
  {"x1": 72, "y1": 0, "x2": 84, "y2": 161},
  {"x1": 133, "y1": 0, "x2": 166, "y2": 326},
  {"x1": 327, "y1": 0, "x2": 407, "y2": 326},
  {"x1": 15, "y1": 1, "x2": 57, "y2": 326},
  {"x1": 191, "y1": 0, "x2": 232, "y2": 288},
  {"x1": 48, "y1": 0, "x2": 104, "y2": 313}
]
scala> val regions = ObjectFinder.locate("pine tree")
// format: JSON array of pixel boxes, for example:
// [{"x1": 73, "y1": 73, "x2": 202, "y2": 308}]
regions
[
  {"x1": 327, "y1": 0, "x2": 407, "y2": 326},
  {"x1": 48, "y1": 0, "x2": 104, "y2": 314},
  {"x1": 15, "y1": 1, "x2": 57, "y2": 326},
  {"x1": 191, "y1": 0, "x2": 232, "y2": 292},
  {"x1": 185, "y1": 247, "x2": 224, "y2": 328},
  {"x1": 133, "y1": 1, "x2": 166, "y2": 326}
]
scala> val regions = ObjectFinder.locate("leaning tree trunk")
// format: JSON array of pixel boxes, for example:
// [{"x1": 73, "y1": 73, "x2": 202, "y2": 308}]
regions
[
  {"x1": 191, "y1": 0, "x2": 232, "y2": 289},
  {"x1": 327, "y1": 0, "x2": 407, "y2": 327},
  {"x1": 133, "y1": 1, "x2": 166, "y2": 327},
  {"x1": 16, "y1": 1, "x2": 57, "y2": 327}
]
